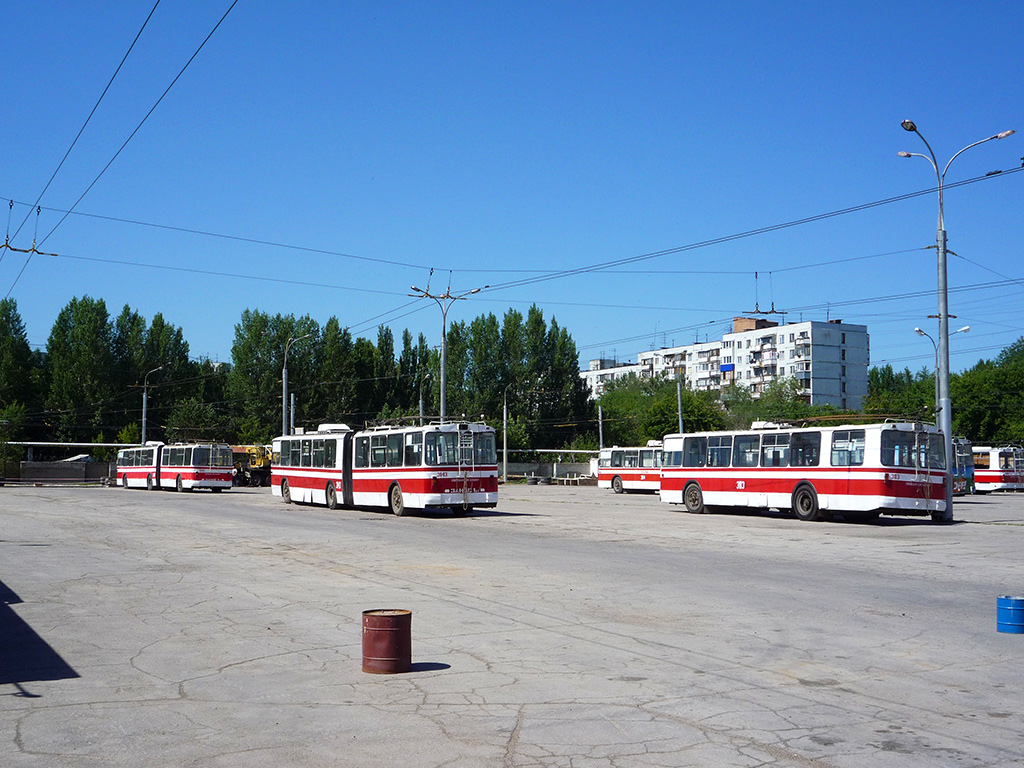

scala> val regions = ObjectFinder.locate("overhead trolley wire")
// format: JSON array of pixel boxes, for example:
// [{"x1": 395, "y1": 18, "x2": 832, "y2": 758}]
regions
[
  {"x1": 7, "y1": 1, "x2": 163, "y2": 250},
  {"x1": 5, "y1": 0, "x2": 239, "y2": 298},
  {"x1": 481, "y1": 166, "x2": 1024, "y2": 295}
]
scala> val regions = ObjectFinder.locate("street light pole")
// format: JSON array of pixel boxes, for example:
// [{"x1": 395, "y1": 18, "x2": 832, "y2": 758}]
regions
[
  {"x1": 410, "y1": 276, "x2": 487, "y2": 424},
  {"x1": 141, "y1": 365, "x2": 164, "y2": 445},
  {"x1": 282, "y1": 333, "x2": 311, "y2": 437},
  {"x1": 915, "y1": 325, "x2": 969, "y2": 421},
  {"x1": 899, "y1": 120, "x2": 1014, "y2": 522},
  {"x1": 503, "y1": 383, "x2": 512, "y2": 484}
]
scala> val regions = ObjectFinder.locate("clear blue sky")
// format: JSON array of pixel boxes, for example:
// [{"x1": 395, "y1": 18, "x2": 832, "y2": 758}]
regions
[{"x1": 2, "y1": 1, "x2": 1021, "y2": 376}]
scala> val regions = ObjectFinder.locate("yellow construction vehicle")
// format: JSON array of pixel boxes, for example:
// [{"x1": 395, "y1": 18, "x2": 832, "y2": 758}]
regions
[{"x1": 232, "y1": 445, "x2": 273, "y2": 487}]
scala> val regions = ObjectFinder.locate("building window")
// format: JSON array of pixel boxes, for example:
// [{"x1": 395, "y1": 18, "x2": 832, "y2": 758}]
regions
[
  {"x1": 841, "y1": 349, "x2": 846, "y2": 361},
  {"x1": 789, "y1": 333, "x2": 795, "y2": 342},
  {"x1": 841, "y1": 333, "x2": 846, "y2": 344}
]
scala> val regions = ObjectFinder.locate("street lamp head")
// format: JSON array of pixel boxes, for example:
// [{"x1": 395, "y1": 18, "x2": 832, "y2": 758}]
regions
[
  {"x1": 897, "y1": 151, "x2": 913, "y2": 158},
  {"x1": 955, "y1": 325, "x2": 971, "y2": 334},
  {"x1": 914, "y1": 327, "x2": 925, "y2": 336},
  {"x1": 410, "y1": 285, "x2": 422, "y2": 293},
  {"x1": 996, "y1": 129, "x2": 1016, "y2": 140},
  {"x1": 901, "y1": 119, "x2": 918, "y2": 132}
]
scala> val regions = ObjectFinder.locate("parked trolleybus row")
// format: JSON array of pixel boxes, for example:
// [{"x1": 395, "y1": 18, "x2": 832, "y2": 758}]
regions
[
  {"x1": 117, "y1": 421, "x2": 499, "y2": 516},
  {"x1": 599, "y1": 423, "x2": 1023, "y2": 523}
]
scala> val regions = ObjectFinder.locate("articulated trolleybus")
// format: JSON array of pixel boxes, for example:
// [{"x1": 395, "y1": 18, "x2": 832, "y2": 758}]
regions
[
  {"x1": 597, "y1": 441, "x2": 663, "y2": 493},
  {"x1": 272, "y1": 421, "x2": 499, "y2": 515},
  {"x1": 660, "y1": 422, "x2": 946, "y2": 522},
  {"x1": 116, "y1": 442, "x2": 234, "y2": 492}
]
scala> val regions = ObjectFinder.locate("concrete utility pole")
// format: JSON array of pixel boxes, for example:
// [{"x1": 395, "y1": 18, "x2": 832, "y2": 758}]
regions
[{"x1": 898, "y1": 120, "x2": 1014, "y2": 521}]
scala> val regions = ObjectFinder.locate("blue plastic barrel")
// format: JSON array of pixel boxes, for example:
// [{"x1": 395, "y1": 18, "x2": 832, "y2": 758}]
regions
[{"x1": 997, "y1": 595, "x2": 1024, "y2": 634}]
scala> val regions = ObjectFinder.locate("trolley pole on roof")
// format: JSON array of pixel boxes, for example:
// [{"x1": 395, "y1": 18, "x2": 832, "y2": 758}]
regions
[
  {"x1": 410, "y1": 276, "x2": 487, "y2": 424},
  {"x1": 141, "y1": 365, "x2": 163, "y2": 445},
  {"x1": 898, "y1": 119, "x2": 1015, "y2": 522},
  {"x1": 282, "y1": 333, "x2": 311, "y2": 437}
]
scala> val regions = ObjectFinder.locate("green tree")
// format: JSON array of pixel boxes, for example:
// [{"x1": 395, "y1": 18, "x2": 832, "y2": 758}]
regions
[
  {"x1": 0, "y1": 298, "x2": 37, "y2": 410},
  {"x1": 45, "y1": 296, "x2": 114, "y2": 441},
  {"x1": 165, "y1": 398, "x2": 224, "y2": 443},
  {"x1": 0, "y1": 402, "x2": 28, "y2": 477}
]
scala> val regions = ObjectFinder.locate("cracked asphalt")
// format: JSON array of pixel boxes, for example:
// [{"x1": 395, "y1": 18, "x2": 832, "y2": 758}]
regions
[{"x1": 2, "y1": 484, "x2": 1023, "y2": 766}]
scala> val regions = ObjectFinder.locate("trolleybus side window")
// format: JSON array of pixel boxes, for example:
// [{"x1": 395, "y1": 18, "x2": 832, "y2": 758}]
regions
[
  {"x1": 386, "y1": 434, "x2": 403, "y2": 467},
  {"x1": 708, "y1": 435, "x2": 732, "y2": 467},
  {"x1": 611, "y1": 450, "x2": 623, "y2": 468},
  {"x1": 973, "y1": 451, "x2": 989, "y2": 469},
  {"x1": 287, "y1": 441, "x2": 299, "y2": 467},
  {"x1": 831, "y1": 430, "x2": 865, "y2": 466},
  {"x1": 683, "y1": 437, "x2": 707, "y2": 467},
  {"x1": 325, "y1": 438, "x2": 337, "y2": 468},
  {"x1": 789, "y1": 432, "x2": 821, "y2": 467},
  {"x1": 733, "y1": 434, "x2": 760, "y2": 468},
  {"x1": 640, "y1": 449, "x2": 656, "y2": 468},
  {"x1": 370, "y1": 435, "x2": 387, "y2": 467},
  {"x1": 355, "y1": 436, "x2": 369, "y2": 468},
  {"x1": 760, "y1": 433, "x2": 790, "y2": 467},
  {"x1": 312, "y1": 439, "x2": 325, "y2": 468},
  {"x1": 278, "y1": 441, "x2": 289, "y2": 466},
  {"x1": 623, "y1": 450, "x2": 639, "y2": 468},
  {"x1": 405, "y1": 432, "x2": 423, "y2": 466}
]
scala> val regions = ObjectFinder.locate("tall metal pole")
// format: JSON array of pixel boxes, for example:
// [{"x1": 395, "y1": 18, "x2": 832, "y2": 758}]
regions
[
  {"x1": 676, "y1": 377, "x2": 684, "y2": 434},
  {"x1": 282, "y1": 333, "x2": 311, "y2": 437},
  {"x1": 503, "y1": 383, "x2": 511, "y2": 483},
  {"x1": 141, "y1": 365, "x2": 163, "y2": 445},
  {"x1": 410, "y1": 277, "x2": 487, "y2": 425},
  {"x1": 899, "y1": 120, "x2": 1015, "y2": 522}
]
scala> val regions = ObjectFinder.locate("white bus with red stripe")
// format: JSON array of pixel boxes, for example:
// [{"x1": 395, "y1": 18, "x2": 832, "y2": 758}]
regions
[
  {"x1": 116, "y1": 442, "x2": 234, "y2": 492},
  {"x1": 597, "y1": 441, "x2": 662, "y2": 493},
  {"x1": 972, "y1": 446, "x2": 1024, "y2": 492},
  {"x1": 660, "y1": 422, "x2": 946, "y2": 522},
  {"x1": 271, "y1": 422, "x2": 499, "y2": 516}
]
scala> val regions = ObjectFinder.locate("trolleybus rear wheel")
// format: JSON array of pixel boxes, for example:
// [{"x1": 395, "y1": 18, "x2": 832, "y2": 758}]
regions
[
  {"x1": 611, "y1": 476, "x2": 623, "y2": 494},
  {"x1": 281, "y1": 479, "x2": 292, "y2": 504},
  {"x1": 792, "y1": 484, "x2": 820, "y2": 521},
  {"x1": 326, "y1": 483, "x2": 338, "y2": 510},
  {"x1": 389, "y1": 484, "x2": 405, "y2": 516},
  {"x1": 683, "y1": 482, "x2": 706, "y2": 514}
]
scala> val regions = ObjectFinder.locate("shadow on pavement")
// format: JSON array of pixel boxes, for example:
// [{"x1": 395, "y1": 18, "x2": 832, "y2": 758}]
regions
[{"x1": 0, "y1": 577, "x2": 79, "y2": 697}]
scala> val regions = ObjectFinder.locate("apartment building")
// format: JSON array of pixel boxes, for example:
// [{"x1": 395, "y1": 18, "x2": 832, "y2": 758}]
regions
[{"x1": 581, "y1": 317, "x2": 869, "y2": 409}]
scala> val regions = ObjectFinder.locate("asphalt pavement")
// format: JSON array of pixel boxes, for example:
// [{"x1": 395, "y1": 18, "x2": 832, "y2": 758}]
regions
[{"x1": 2, "y1": 483, "x2": 1024, "y2": 767}]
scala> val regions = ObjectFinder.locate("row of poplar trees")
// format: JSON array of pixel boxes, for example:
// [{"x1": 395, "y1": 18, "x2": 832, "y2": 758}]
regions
[{"x1": 0, "y1": 296, "x2": 593, "y2": 463}]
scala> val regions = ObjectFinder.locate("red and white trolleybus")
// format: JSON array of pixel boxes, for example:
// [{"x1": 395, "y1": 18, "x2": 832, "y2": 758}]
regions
[
  {"x1": 271, "y1": 422, "x2": 499, "y2": 516},
  {"x1": 972, "y1": 446, "x2": 1024, "y2": 492},
  {"x1": 660, "y1": 422, "x2": 946, "y2": 522},
  {"x1": 116, "y1": 442, "x2": 234, "y2": 492},
  {"x1": 597, "y1": 441, "x2": 662, "y2": 493}
]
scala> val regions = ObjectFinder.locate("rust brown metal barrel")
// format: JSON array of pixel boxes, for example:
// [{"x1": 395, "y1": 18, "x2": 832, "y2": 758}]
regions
[{"x1": 362, "y1": 609, "x2": 412, "y2": 673}]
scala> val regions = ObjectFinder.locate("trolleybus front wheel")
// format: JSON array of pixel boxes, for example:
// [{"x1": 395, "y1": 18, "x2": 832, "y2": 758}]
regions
[{"x1": 281, "y1": 479, "x2": 292, "y2": 504}]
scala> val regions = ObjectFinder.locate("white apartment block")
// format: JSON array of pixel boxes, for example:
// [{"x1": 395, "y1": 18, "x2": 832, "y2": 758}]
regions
[{"x1": 581, "y1": 317, "x2": 869, "y2": 409}]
